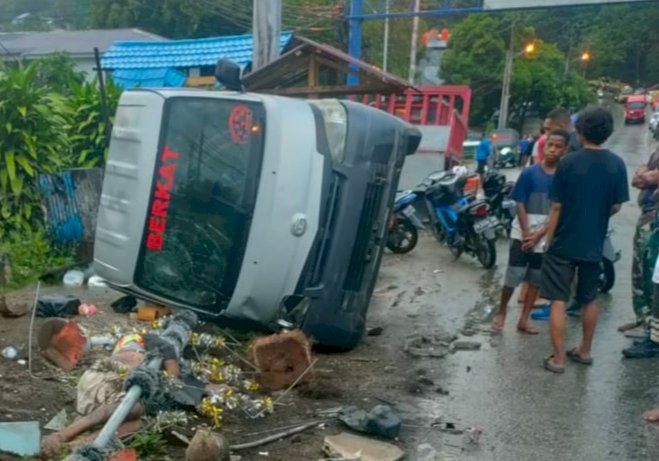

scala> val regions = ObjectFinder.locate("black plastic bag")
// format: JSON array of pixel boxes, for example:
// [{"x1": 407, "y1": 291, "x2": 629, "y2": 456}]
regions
[
  {"x1": 111, "y1": 295, "x2": 137, "y2": 314},
  {"x1": 36, "y1": 296, "x2": 81, "y2": 317}
]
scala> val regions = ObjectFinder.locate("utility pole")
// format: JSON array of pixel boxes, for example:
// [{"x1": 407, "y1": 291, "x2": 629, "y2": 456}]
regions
[
  {"x1": 252, "y1": 0, "x2": 282, "y2": 71},
  {"x1": 383, "y1": 0, "x2": 390, "y2": 72},
  {"x1": 408, "y1": 0, "x2": 421, "y2": 83},
  {"x1": 498, "y1": 21, "x2": 515, "y2": 130},
  {"x1": 348, "y1": 0, "x2": 363, "y2": 85}
]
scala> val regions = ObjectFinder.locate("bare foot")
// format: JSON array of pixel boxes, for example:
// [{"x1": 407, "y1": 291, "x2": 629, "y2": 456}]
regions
[
  {"x1": 643, "y1": 407, "x2": 659, "y2": 422},
  {"x1": 516, "y1": 323, "x2": 540, "y2": 335},
  {"x1": 492, "y1": 314, "x2": 506, "y2": 333}
]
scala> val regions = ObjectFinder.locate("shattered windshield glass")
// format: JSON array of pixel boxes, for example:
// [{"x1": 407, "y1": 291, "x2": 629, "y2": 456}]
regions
[{"x1": 135, "y1": 97, "x2": 265, "y2": 310}]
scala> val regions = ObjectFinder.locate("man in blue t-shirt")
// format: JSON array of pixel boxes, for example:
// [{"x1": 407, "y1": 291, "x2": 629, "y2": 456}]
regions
[
  {"x1": 492, "y1": 130, "x2": 570, "y2": 335},
  {"x1": 541, "y1": 107, "x2": 629, "y2": 374},
  {"x1": 476, "y1": 132, "x2": 493, "y2": 183}
]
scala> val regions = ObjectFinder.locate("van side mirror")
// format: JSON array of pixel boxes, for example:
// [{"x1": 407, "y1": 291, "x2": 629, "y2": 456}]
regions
[
  {"x1": 215, "y1": 59, "x2": 244, "y2": 92},
  {"x1": 405, "y1": 128, "x2": 422, "y2": 156}
]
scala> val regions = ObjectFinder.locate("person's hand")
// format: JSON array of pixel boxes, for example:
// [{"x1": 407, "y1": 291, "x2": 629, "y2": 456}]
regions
[{"x1": 522, "y1": 232, "x2": 542, "y2": 252}]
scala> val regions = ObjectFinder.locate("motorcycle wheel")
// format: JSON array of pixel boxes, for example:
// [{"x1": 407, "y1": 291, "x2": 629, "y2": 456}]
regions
[
  {"x1": 476, "y1": 235, "x2": 497, "y2": 269},
  {"x1": 599, "y1": 258, "x2": 615, "y2": 293},
  {"x1": 386, "y1": 219, "x2": 418, "y2": 254}
]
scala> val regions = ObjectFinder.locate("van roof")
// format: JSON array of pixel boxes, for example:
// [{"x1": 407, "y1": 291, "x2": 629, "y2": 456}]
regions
[{"x1": 627, "y1": 94, "x2": 646, "y2": 103}]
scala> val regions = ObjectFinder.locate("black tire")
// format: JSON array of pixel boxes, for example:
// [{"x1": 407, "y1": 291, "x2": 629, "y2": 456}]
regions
[
  {"x1": 600, "y1": 258, "x2": 615, "y2": 293},
  {"x1": 476, "y1": 236, "x2": 497, "y2": 269},
  {"x1": 386, "y1": 218, "x2": 418, "y2": 254}
]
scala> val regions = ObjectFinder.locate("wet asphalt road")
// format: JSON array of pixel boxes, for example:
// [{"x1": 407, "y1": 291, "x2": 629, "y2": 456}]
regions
[{"x1": 370, "y1": 102, "x2": 659, "y2": 460}]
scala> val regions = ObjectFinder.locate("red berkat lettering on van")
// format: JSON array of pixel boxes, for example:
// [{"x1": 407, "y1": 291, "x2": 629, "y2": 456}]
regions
[{"x1": 146, "y1": 145, "x2": 180, "y2": 251}]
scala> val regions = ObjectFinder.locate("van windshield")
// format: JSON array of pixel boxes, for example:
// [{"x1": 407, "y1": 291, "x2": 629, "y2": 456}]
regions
[
  {"x1": 135, "y1": 97, "x2": 265, "y2": 311},
  {"x1": 628, "y1": 102, "x2": 645, "y2": 110}
]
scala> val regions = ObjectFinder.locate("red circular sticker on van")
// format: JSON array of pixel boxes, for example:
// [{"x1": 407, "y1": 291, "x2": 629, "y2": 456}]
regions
[{"x1": 229, "y1": 105, "x2": 253, "y2": 144}]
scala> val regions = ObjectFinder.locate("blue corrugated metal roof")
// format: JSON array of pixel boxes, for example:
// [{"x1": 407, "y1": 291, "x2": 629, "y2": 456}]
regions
[
  {"x1": 102, "y1": 32, "x2": 293, "y2": 70},
  {"x1": 111, "y1": 68, "x2": 187, "y2": 89}
]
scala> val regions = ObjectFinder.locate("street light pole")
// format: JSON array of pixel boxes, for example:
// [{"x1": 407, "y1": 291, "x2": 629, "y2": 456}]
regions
[
  {"x1": 383, "y1": 0, "x2": 390, "y2": 72},
  {"x1": 498, "y1": 22, "x2": 516, "y2": 130},
  {"x1": 408, "y1": 0, "x2": 421, "y2": 83}
]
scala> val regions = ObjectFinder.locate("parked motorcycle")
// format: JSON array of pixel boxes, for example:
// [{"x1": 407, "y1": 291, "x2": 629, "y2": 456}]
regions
[
  {"x1": 482, "y1": 169, "x2": 516, "y2": 237},
  {"x1": 600, "y1": 227, "x2": 620, "y2": 293},
  {"x1": 493, "y1": 147, "x2": 518, "y2": 169},
  {"x1": 416, "y1": 171, "x2": 499, "y2": 269},
  {"x1": 387, "y1": 191, "x2": 424, "y2": 254}
]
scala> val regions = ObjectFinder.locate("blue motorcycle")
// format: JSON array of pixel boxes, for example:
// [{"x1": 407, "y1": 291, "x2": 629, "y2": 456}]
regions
[
  {"x1": 387, "y1": 191, "x2": 424, "y2": 254},
  {"x1": 417, "y1": 171, "x2": 499, "y2": 269}
]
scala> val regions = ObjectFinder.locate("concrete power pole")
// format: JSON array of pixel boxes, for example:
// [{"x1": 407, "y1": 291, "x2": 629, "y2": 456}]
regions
[
  {"x1": 408, "y1": 0, "x2": 421, "y2": 83},
  {"x1": 253, "y1": 0, "x2": 282, "y2": 71},
  {"x1": 498, "y1": 22, "x2": 515, "y2": 130}
]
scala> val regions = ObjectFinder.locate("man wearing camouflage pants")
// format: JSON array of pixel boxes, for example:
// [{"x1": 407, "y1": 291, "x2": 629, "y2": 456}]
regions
[
  {"x1": 620, "y1": 148, "x2": 659, "y2": 338},
  {"x1": 623, "y1": 228, "x2": 659, "y2": 358}
]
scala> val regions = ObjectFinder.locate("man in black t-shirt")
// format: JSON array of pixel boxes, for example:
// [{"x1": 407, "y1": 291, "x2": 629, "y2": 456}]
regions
[{"x1": 540, "y1": 107, "x2": 629, "y2": 373}]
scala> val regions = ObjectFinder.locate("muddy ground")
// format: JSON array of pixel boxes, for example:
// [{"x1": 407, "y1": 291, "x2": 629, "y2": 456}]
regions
[{"x1": 0, "y1": 238, "x2": 484, "y2": 461}]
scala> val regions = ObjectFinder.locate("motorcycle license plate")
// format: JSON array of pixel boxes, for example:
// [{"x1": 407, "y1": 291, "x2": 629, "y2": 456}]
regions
[
  {"x1": 403, "y1": 205, "x2": 415, "y2": 217},
  {"x1": 474, "y1": 217, "x2": 499, "y2": 234}
]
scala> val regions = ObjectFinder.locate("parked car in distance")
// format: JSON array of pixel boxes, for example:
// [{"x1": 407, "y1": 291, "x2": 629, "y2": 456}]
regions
[{"x1": 624, "y1": 94, "x2": 647, "y2": 124}]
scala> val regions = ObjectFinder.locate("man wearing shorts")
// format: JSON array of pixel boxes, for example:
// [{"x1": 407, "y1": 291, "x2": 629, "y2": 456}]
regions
[
  {"x1": 492, "y1": 129, "x2": 569, "y2": 334},
  {"x1": 541, "y1": 107, "x2": 629, "y2": 373}
]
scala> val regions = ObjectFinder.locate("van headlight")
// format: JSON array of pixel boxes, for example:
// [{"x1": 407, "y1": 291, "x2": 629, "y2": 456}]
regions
[{"x1": 310, "y1": 100, "x2": 347, "y2": 163}]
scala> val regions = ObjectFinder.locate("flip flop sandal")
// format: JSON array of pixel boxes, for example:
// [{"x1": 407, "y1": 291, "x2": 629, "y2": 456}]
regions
[
  {"x1": 543, "y1": 355, "x2": 565, "y2": 374},
  {"x1": 567, "y1": 348, "x2": 593, "y2": 365},
  {"x1": 618, "y1": 321, "x2": 642, "y2": 333}
]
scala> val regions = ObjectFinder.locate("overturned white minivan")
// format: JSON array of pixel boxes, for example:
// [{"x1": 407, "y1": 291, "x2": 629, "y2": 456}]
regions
[{"x1": 94, "y1": 79, "x2": 420, "y2": 349}]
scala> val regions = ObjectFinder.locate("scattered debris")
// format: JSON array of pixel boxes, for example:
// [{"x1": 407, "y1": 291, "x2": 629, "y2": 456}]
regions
[
  {"x1": 0, "y1": 294, "x2": 29, "y2": 318},
  {"x1": 451, "y1": 340, "x2": 482, "y2": 352},
  {"x1": 463, "y1": 427, "x2": 483, "y2": 445},
  {"x1": 417, "y1": 376, "x2": 435, "y2": 386},
  {"x1": 250, "y1": 330, "x2": 313, "y2": 391},
  {"x1": 432, "y1": 421, "x2": 465, "y2": 435},
  {"x1": 44, "y1": 409, "x2": 69, "y2": 431},
  {"x1": 435, "y1": 386, "x2": 450, "y2": 396},
  {"x1": 1, "y1": 346, "x2": 17, "y2": 360},
  {"x1": 111, "y1": 296, "x2": 138, "y2": 314},
  {"x1": 404, "y1": 334, "x2": 454, "y2": 358},
  {"x1": 88, "y1": 275, "x2": 108, "y2": 288},
  {"x1": 37, "y1": 318, "x2": 86, "y2": 370},
  {"x1": 338, "y1": 405, "x2": 401, "y2": 439},
  {"x1": 36, "y1": 295, "x2": 81, "y2": 318},
  {"x1": 416, "y1": 443, "x2": 439, "y2": 461},
  {"x1": 0, "y1": 421, "x2": 40, "y2": 456},
  {"x1": 367, "y1": 326, "x2": 384, "y2": 337},
  {"x1": 185, "y1": 429, "x2": 230, "y2": 461},
  {"x1": 78, "y1": 303, "x2": 97, "y2": 317},
  {"x1": 323, "y1": 432, "x2": 404, "y2": 461},
  {"x1": 108, "y1": 448, "x2": 138, "y2": 461},
  {"x1": 414, "y1": 287, "x2": 426, "y2": 296},
  {"x1": 231, "y1": 421, "x2": 320, "y2": 451},
  {"x1": 136, "y1": 305, "x2": 171, "y2": 321},
  {"x1": 63, "y1": 270, "x2": 85, "y2": 287}
]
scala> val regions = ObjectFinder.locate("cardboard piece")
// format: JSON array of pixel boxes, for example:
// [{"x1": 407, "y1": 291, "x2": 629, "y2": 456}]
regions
[
  {"x1": 0, "y1": 421, "x2": 40, "y2": 456},
  {"x1": 323, "y1": 432, "x2": 404, "y2": 461}
]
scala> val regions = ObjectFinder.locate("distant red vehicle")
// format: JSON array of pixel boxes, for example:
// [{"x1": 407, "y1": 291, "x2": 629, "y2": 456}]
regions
[
  {"x1": 652, "y1": 94, "x2": 659, "y2": 111},
  {"x1": 625, "y1": 95, "x2": 647, "y2": 124}
]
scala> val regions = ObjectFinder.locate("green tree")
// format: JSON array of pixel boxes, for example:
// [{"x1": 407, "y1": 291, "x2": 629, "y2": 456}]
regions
[
  {"x1": 33, "y1": 52, "x2": 85, "y2": 94},
  {"x1": 441, "y1": 14, "x2": 506, "y2": 126},
  {"x1": 0, "y1": 63, "x2": 72, "y2": 234},
  {"x1": 89, "y1": 0, "x2": 252, "y2": 38}
]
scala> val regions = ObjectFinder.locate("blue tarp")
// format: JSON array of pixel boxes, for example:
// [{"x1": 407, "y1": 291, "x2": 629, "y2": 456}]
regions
[{"x1": 111, "y1": 67, "x2": 187, "y2": 89}]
